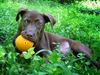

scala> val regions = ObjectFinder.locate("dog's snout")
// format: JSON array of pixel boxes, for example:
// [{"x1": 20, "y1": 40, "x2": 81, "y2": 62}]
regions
[
  {"x1": 26, "y1": 31, "x2": 33, "y2": 38},
  {"x1": 26, "y1": 34, "x2": 32, "y2": 38},
  {"x1": 28, "y1": 31, "x2": 33, "y2": 36}
]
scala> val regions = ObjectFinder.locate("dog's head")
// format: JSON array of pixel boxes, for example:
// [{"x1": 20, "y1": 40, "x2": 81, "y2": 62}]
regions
[{"x1": 16, "y1": 8, "x2": 56, "y2": 43}]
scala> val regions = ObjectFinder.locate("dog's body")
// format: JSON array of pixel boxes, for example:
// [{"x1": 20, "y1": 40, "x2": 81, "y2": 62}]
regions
[
  {"x1": 33, "y1": 32, "x2": 92, "y2": 57},
  {"x1": 13, "y1": 8, "x2": 100, "y2": 68}
]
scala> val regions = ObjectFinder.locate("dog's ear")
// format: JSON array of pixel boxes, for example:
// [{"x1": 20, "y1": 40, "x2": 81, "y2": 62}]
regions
[
  {"x1": 43, "y1": 14, "x2": 56, "y2": 29},
  {"x1": 16, "y1": 8, "x2": 28, "y2": 21}
]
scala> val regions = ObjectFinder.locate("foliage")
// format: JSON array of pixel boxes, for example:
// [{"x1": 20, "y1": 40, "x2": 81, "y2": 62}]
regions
[{"x1": 0, "y1": 0, "x2": 100, "y2": 75}]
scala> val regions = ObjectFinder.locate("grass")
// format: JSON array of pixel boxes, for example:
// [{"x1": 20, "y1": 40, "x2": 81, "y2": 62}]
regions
[{"x1": 0, "y1": 0, "x2": 100, "y2": 75}]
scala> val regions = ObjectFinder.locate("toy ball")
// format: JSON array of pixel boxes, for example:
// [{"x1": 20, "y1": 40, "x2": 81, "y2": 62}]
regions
[{"x1": 15, "y1": 35, "x2": 34, "y2": 52}]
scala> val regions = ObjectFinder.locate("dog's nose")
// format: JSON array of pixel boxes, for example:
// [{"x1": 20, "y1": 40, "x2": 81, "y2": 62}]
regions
[{"x1": 26, "y1": 31, "x2": 33, "y2": 38}]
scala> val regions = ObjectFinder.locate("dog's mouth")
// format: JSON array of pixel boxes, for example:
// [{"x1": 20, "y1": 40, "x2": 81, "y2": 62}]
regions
[
  {"x1": 21, "y1": 31, "x2": 41, "y2": 46},
  {"x1": 21, "y1": 33, "x2": 35, "y2": 43}
]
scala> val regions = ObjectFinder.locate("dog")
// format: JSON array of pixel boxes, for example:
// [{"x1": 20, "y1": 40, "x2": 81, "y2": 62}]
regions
[{"x1": 13, "y1": 8, "x2": 100, "y2": 68}]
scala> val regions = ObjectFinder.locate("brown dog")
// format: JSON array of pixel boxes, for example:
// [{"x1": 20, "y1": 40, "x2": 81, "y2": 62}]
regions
[{"x1": 13, "y1": 8, "x2": 100, "y2": 68}]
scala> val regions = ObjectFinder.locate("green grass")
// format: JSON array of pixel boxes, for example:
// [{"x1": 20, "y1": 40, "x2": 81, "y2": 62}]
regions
[{"x1": 0, "y1": 0, "x2": 100, "y2": 75}]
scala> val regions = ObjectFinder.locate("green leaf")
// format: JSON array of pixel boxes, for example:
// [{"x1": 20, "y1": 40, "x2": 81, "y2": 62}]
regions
[
  {"x1": 38, "y1": 72, "x2": 47, "y2": 75},
  {"x1": 0, "y1": 45, "x2": 5, "y2": 59},
  {"x1": 48, "y1": 51, "x2": 61, "y2": 63},
  {"x1": 33, "y1": 56, "x2": 42, "y2": 61},
  {"x1": 23, "y1": 52, "x2": 32, "y2": 59},
  {"x1": 72, "y1": 73, "x2": 79, "y2": 75},
  {"x1": 28, "y1": 47, "x2": 35, "y2": 53}
]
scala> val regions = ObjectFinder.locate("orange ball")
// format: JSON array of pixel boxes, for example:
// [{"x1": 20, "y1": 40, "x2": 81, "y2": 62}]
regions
[{"x1": 15, "y1": 35, "x2": 34, "y2": 52}]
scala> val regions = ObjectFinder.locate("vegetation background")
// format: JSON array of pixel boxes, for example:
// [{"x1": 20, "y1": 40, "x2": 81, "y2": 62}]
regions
[{"x1": 0, "y1": 0, "x2": 100, "y2": 75}]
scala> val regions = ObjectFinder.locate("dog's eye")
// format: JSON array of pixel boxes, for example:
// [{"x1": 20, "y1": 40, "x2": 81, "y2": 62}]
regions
[
  {"x1": 35, "y1": 19, "x2": 40, "y2": 23},
  {"x1": 25, "y1": 19, "x2": 31, "y2": 24},
  {"x1": 35, "y1": 19, "x2": 42, "y2": 25}
]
